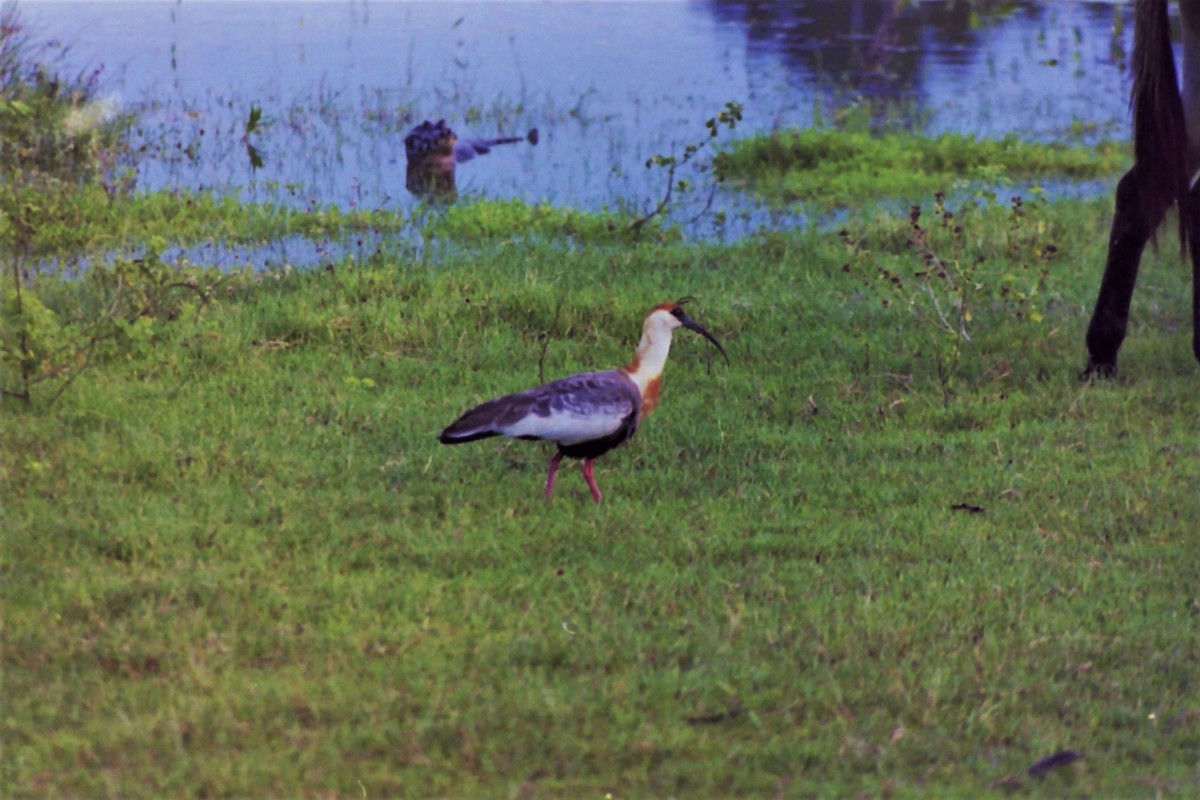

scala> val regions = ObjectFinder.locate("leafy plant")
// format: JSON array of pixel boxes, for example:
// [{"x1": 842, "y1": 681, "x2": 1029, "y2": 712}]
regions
[
  {"x1": 0, "y1": 4, "x2": 131, "y2": 184},
  {"x1": 631, "y1": 101, "x2": 743, "y2": 233},
  {"x1": 0, "y1": 3, "x2": 141, "y2": 405},
  {"x1": 243, "y1": 105, "x2": 265, "y2": 170},
  {"x1": 841, "y1": 192, "x2": 1059, "y2": 405},
  {"x1": 1, "y1": 239, "x2": 240, "y2": 405}
]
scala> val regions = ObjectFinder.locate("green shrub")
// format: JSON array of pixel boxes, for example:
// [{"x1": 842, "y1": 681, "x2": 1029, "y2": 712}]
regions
[{"x1": 0, "y1": 3, "x2": 131, "y2": 185}]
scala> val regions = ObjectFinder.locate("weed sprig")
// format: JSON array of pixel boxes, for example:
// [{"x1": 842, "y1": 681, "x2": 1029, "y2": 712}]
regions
[
  {"x1": 631, "y1": 101, "x2": 743, "y2": 233},
  {"x1": 841, "y1": 192, "x2": 1059, "y2": 405}
]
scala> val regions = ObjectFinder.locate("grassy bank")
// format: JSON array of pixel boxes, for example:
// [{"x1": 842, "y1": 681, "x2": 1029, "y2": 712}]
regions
[
  {"x1": 4, "y1": 186, "x2": 1200, "y2": 797},
  {"x1": 4, "y1": 9, "x2": 1198, "y2": 794}
]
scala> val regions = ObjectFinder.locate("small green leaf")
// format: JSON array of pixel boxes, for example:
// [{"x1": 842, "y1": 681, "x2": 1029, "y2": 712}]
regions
[
  {"x1": 0, "y1": 99, "x2": 33, "y2": 117},
  {"x1": 245, "y1": 106, "x2": 263, "y2": 134}
]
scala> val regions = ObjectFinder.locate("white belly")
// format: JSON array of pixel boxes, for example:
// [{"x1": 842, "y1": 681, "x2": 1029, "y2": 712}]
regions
[{"x1": 504, "y1": 409, "x2": 625, "y2": 446}]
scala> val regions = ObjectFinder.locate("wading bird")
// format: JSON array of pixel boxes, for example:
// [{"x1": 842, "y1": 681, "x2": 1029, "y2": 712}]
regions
[{"x1": 438, "y1": 299, "x2": 728, "y2": 503}]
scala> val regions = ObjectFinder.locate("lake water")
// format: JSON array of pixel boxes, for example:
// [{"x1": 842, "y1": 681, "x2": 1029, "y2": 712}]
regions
[{"x1": 19, "y1": 0, "x2": 1144, "y2": 238}]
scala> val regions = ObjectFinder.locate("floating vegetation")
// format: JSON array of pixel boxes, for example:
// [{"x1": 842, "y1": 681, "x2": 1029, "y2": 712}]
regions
[{"x1": 715, "y1": 129, "x2": 1130, "y2": 206}]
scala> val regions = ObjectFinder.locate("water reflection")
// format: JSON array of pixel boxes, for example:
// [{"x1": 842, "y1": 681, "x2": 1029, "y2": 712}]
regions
[
  {"x1": 705, "y1": 0, "x2": 1129, "y2": 127},
  {"x1": 403, "y1": 119, "x2": 538, "y2": 202}
]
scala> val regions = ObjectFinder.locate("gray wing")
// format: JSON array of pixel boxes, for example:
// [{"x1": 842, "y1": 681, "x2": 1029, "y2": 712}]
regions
[{"x1": 440, "y1": 370, "x2": 640, "y2": 446}]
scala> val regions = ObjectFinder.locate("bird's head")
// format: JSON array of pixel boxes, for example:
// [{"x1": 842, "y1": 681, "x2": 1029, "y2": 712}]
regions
[{"x1": 649, "y1": 297, "x2": 729, "y2": 364}]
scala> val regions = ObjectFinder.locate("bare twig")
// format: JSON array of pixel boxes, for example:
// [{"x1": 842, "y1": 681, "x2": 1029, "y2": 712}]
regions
[
  {"x1": 686, "y1": 181, "x2": 720, "y2": 226},
  {"x1": 630, "y1": 159, "x2": 677, "y2": 233},
  {"x1": 537, "y1": 296, "x2": 565, "y2": 385}
]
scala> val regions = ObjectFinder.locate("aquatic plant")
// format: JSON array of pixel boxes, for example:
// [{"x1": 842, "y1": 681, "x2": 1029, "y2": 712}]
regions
[
  {"x1": 715, "y1": 128, "x2": 1129, "y2": 206},
  {"x1": 632, "y1": 101, "x2": 743, "y2": 233}
]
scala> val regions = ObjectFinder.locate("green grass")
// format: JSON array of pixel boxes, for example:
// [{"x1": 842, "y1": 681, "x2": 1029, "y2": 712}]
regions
[
  {"x1": 2, "y1": 184, "x2": 409, "y2": 261},
  {"x1": 7, "y1": 11, "x2": 1190, "y2": 794},
  {"x1": 4, "y1": 187, "x2": 1200, "y2": 797},
  {"x1": 715, "y1": 130, "x2": 1130, "y2": 206}
]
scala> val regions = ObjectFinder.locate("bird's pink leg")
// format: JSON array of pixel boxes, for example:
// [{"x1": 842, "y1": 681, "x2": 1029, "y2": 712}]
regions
[
  {"x1": 582, "y1": 459, "x2": 603, "y2": 504},
  {"x1": 545, "y1": 451, "x2": 565, "y2": 500}
]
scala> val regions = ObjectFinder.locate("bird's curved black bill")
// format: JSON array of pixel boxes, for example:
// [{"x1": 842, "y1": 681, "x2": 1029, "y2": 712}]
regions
[{"x1": 674, "y1": 307, "x2": 729, "y2": 364}]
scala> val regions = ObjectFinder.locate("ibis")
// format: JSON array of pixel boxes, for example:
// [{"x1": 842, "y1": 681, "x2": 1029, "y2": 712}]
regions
[{"x1": 438, "y1": 299, "x2": 728, "y2": 503}]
